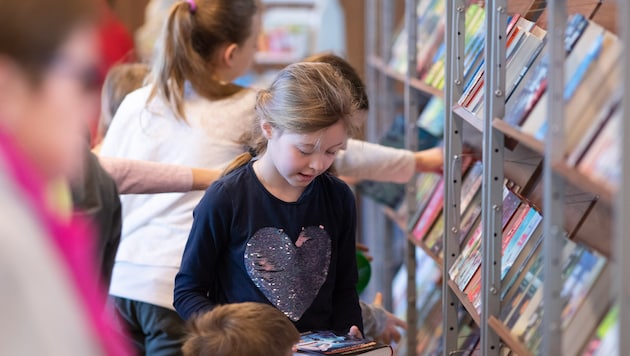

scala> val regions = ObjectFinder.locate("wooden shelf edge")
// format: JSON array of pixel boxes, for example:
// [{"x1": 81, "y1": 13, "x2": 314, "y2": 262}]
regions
[
  {"x1": 553, "y1": 162, "x2": 614, "y2": 206},
  {"x1": 367, "y1": 55, "x2": 444, "y2": 97},
  {"x1": 382, "y1": 206, "x2": 408, "y2": 232},
  {"x1": 406, "y1": 233, "x2": 444, "y2": 267},
  {"x1": 446, "y1": 279, "x2": 481, "y2": 326},
  {"x1": 487, "y1": 316, "x2": 533, "y2": 356},
  {"x1": 453, "y1": 104, "x2": 483, "y2": 132},
  {"x1": 492, "y1": 118, "x2": 545, "y2": 154}
]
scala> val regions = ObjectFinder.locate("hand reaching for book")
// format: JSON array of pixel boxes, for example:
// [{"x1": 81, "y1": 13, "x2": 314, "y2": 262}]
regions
[
  {"x1": 372, "y1": 292, "x2": 407, "y2": 345},
  {"x1": 414, "y1": 146, "x2": 444, "y2": 174}
]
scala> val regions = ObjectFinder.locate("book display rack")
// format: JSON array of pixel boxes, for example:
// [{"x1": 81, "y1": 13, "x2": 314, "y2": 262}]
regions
[{"x1": 365, "y1": 0, "x2": 629, "y2": 354}]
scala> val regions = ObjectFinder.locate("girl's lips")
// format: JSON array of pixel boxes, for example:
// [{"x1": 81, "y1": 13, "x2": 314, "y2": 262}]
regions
[{"x1": 297, "y1": 172, "x2": 314, "y2": 181}]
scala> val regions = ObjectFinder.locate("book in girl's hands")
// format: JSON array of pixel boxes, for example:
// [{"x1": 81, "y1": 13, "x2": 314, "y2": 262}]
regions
[{"x1": 294, "y1": 331, "x2": 393, "y2": 356}]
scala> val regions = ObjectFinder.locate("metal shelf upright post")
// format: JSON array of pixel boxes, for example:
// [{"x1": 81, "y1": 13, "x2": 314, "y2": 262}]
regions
[
  {"x1": 442, "y1": 0, "x2": 467, "y2": 354},
  {"x1": 402, "y1": 0, "x2": 418, "y2": 354},
  {"x1": 541, "y1": 1, "x2": 566, "y2": 355},
  {"x1": 481, "y1": 0, "x2": 506, "y2": 354},
  {"x1": 616, "y1": 0, "x2": 630, "y2": 354}
]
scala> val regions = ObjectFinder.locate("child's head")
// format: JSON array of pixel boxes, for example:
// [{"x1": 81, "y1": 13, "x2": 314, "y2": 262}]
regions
[
  {"x1": 150, "y1": 0, "x2": 261, "y2": 119},
  {"x1": 182, "y1": 302, "x2": 300, "y2": 356},
  {"x1": 251, "y1": 62, "x2": 361, "y2": 185},
  {"x1": 98, "y1": 62, "x2": 149, "y2": 142},
  {"x1": 0, "y1": 0, "x2": 100, "y2": 181},
  {"x1": 304, "y1": 53, "x2": 369, "y2": 112}
]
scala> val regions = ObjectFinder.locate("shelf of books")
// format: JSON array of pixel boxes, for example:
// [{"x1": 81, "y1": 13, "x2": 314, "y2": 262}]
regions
[
  {"x1": 369, "y1": 0, "x2": 625, "y2": 354},
  {"x1": 446, "y1": 0, "x2": 621, "y2": 354},
  {"x1": 366, "y1": 0, "x2": 627, "y2": 354}
]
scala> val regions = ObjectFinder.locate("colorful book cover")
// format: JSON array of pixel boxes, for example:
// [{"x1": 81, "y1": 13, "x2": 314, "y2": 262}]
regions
[{"x1": 412, "y1": 179, "x2": 445, "y2": 242}]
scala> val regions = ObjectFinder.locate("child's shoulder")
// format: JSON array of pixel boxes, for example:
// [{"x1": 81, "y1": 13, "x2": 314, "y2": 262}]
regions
[{"x1": 211, "y1": 162, "x2": 253, "y2": 191}]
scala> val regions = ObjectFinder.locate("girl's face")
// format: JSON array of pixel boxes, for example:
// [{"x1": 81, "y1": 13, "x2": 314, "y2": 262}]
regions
[
  {"x1": 266, "y1": 120, "x2": 348, "y2": 188},
  {"x1": 0, "y1": 25, "x2": 100, "y2": 181}
]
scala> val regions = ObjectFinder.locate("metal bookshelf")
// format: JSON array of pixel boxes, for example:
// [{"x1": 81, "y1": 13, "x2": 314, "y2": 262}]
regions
[
  {"x1": 365, "y1": 0, "x2": 627, "y2": 354},
  {"x1": 616, "y1": 0, "x2": 629, "y2": 354},
  {"x1": 541, "y1": 1, "x2": 566, "y2": 354}
]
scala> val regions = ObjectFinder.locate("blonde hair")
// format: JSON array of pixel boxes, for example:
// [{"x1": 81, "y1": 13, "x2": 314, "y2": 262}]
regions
[
  {"x1": 149, "y1": 0, "x2": 258, "y2": 120},
  {"x1": 223, "y1": 62, "x2": 361, "y2": 176},
  {"x1": 181, "y1": 302, "x2": 300, "y2": 356},
  {"x1": 98, "y1": 62, "x2": 150, "y2": 140}
]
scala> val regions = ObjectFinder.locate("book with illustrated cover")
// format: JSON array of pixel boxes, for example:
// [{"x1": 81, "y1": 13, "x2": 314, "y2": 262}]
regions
[
  {"x1": 521, "y1": 19, "x2": 605, "y2": 137},
  {"x1": 558, "y1": 31, "x2": 621, "y2": 153},
  {"x1": 425, "y1": 160, "x2": 483, "y2": 256},
  {"x1": 566, "y1": 91, "x2": 620, "y2": 167},
  {"x1": 407, "y1": 172, "x2": 442, "y2": 231},
  {"x1": 501, "y1": 208, "x2": 542, "y2": 279},
  {"x1": 533, "y1": 29, "x2": 613, "y2": 141},
  {"x1": 450, "y1": 193, "x2": 527, "y2": 291},
  {"x1": 576, "y1": 106, "x2": 621, "y2": 191},
  {"x1": 583, "y1": 304, "x2": 618, "y2": 355},
  {"x1": 412, "y1": 178, "x2": 445, "y2": 242},
  {"x1": 295, "y1": 331, "x2": 392, "y2": 356},
  {"x1": 504, "y1": 13, "x2": 588, "y2": 128}
]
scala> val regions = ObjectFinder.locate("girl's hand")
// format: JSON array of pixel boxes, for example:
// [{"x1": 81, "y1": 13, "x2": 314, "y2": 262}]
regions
[
  {"x1": 348, "y1": 325, "x2": 363, "y2": 339},
  {"x1": 414, "y1": 146, "x2": 444, "y2": 174},
  {"x1": 356, "y1": 242, "x2": 373, "y2": 262},
  {"x1": 372, "y1": 292, "x2": 407, "y2": 344}
]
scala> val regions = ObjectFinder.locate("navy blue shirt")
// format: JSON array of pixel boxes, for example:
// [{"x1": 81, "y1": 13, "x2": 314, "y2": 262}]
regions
[{"x1": 174, "y1": 162, "x2": 362, "y2": 333}]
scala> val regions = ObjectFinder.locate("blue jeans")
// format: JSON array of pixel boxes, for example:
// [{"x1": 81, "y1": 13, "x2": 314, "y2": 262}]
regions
[{"x1": 111, "y1": 296, "x2": 186, "y2": 356}]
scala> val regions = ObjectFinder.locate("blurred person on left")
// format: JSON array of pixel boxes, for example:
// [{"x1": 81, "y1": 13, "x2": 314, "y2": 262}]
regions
[{"x1": 0, "y1": 1, "x2": 131, "y2": 355}]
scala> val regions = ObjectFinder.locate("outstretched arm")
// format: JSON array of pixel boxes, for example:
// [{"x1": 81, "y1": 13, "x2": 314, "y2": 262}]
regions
[
  {"x1": 97, "y1": 155, "x2": 220, "y2": 194},
  {"x1": 334, "y1": 139, "x2": 443, "y2": 184}
]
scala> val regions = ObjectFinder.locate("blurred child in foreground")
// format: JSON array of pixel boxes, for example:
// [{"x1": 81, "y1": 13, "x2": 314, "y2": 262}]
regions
[{"x1": 0, "y1": 0, "x2": 131, "y2": 354}]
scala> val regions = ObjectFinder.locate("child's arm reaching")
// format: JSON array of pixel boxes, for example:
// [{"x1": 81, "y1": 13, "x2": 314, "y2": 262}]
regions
[
  {"x1": 97, "y1": 156, "x2": 220, "y2": 194},
  {"x1": 334, "y1": 139, "x2": 444, "y2": 184}
]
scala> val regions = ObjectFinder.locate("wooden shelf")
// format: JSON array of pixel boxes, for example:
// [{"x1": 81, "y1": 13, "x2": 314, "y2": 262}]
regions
[
  {"x1": 452, "y1": 104, "x2": 483, "y2": 132},
  {"x1": 367, "y1": 55, "x2": 444, "y2": 97},
  {"x1": 487, "y1": 316, "x2": 533, "y2": 356},
  {"x1": 553, "y1": 162, "x2": 614, "y2": 206},
  {"x1": 382, "y1": 205, "x2": 408, "y2": 232},
  {"x1": 493, "y1": 118, "x2": 545, "y2": 155},
  {"x1": 526, "y1": 176, "x2": 612, "y2": 257},
  {"x1": 406, "y1": 233, "x2": 444, "y2": 267},
  {"x1": 446, "y1": 279, "x2": 481, "y2": 326},
  {"x1": 491, "y1": 119, "x2": 614, "y2": 257}
]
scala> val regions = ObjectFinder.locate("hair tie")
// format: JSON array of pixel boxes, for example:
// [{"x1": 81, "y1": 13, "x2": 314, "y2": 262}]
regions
[{"x1": 186, "y1": 0, "x2": 197, "y2": 14}]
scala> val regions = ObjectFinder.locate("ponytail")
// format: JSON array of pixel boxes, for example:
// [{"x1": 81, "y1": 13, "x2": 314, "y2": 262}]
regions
[
  {"x1": 149, "y1": 0, "x2": 257, "y2": 121},
  {"x1": 221, "y1": 136, "x2": 267, "y2": 177}
]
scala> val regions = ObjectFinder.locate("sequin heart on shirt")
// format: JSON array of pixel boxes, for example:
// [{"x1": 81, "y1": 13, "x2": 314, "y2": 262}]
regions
[{"x1": 244, "y1": 226, "x2": 331, "y2": 321}]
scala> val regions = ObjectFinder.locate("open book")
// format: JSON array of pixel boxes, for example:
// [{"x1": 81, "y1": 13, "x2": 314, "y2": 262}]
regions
[{"x1": 294, "y1": 331, "x2": 392, "y2": 356}]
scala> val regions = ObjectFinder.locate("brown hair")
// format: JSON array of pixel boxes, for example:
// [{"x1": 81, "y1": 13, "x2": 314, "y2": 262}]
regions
[
  {"x1": 182, "y1": 302, "x2": 300, "y2": 356},
  {"x1": 304, "y1": 53, "x2": 369, "y2": 111},
  {"x1": 98, "y1": 62, "x2": 150, "y2": 140},
  {"x1": 0, "y1": 0, "x2": 97, "y2": 83},
  {"x1": 149, "y1": 0, "x2": 258, "y2": 120},
  {"x1": 222, "y1": 62, "x2": 361, "y2": 176}
]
